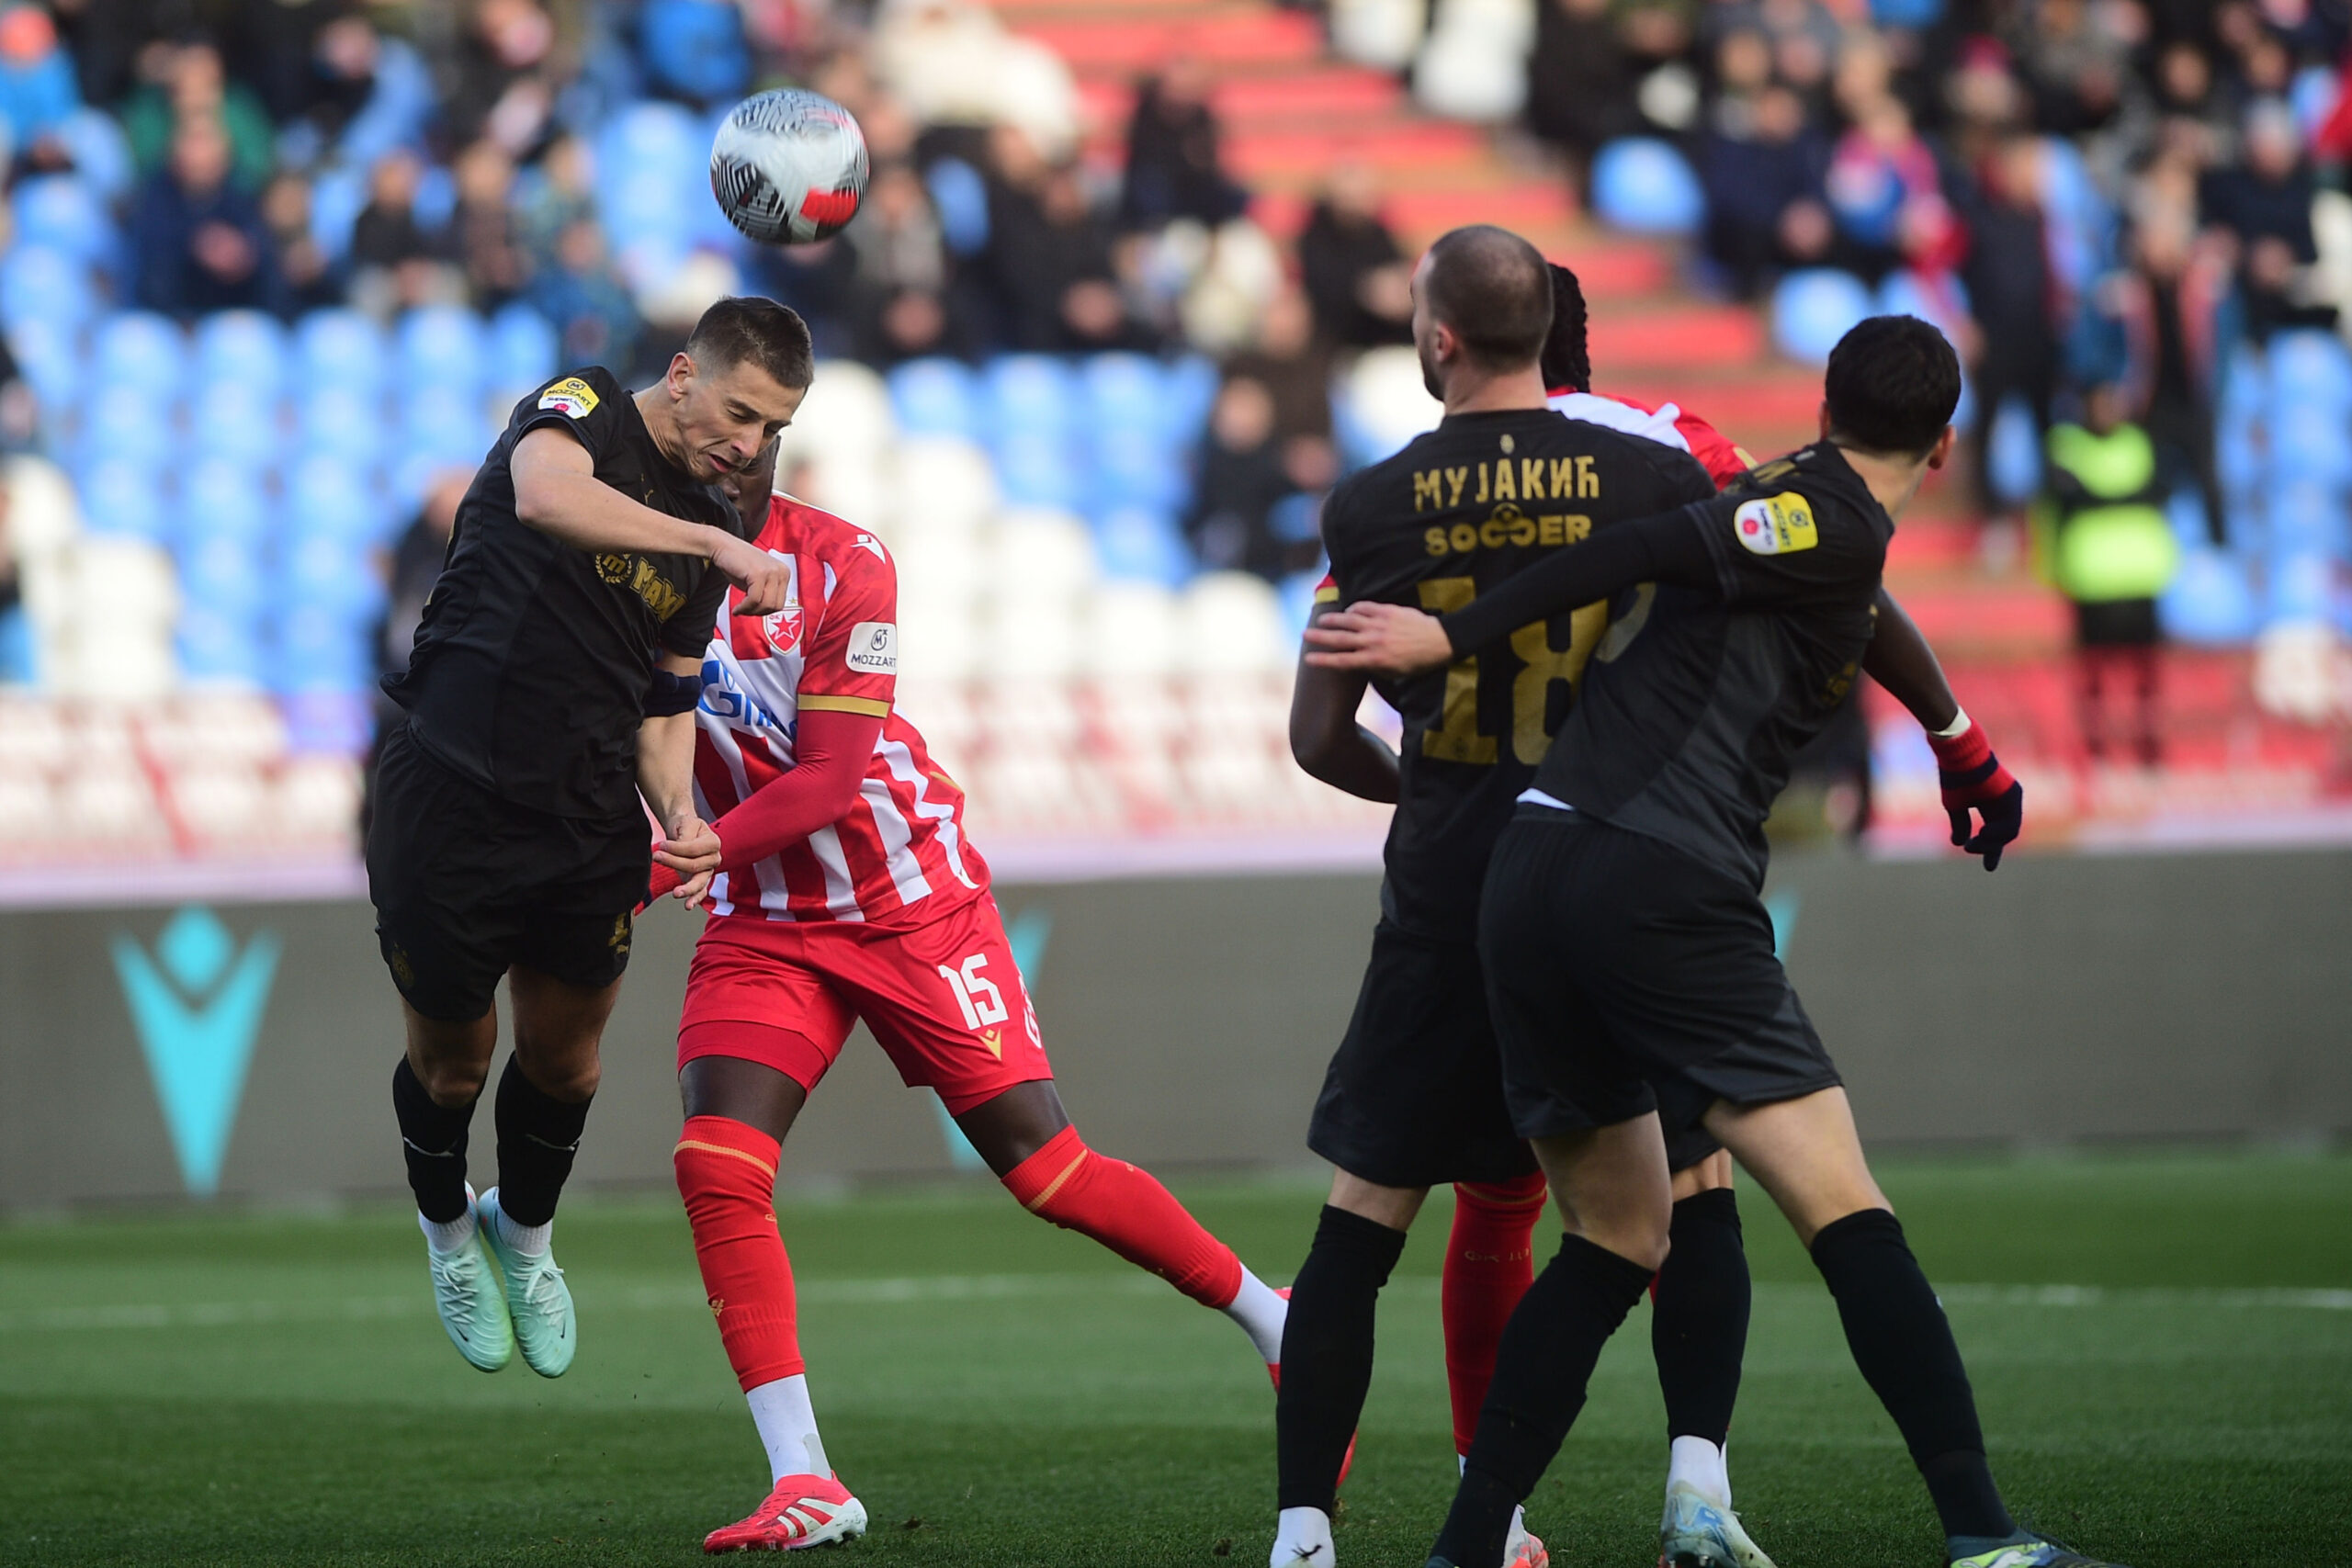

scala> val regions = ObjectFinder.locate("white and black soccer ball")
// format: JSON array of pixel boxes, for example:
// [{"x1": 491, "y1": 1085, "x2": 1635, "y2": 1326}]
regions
[{"x1": 709, "y1": 88, "x2": 870, "y2": 245}]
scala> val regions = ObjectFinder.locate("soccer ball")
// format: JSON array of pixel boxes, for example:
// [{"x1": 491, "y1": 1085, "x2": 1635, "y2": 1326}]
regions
[{"x1": 709, "y1": 88, "x2": 870, "y2": 245}]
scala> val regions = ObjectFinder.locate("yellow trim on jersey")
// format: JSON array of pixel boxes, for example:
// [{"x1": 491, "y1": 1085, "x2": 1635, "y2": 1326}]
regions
[
  {"x1": 1313, "y1": 584, "x2": 1340, "y2": 604},
  {"x1": 799, "y1": 693, "x2": 891, "y2": 717}
]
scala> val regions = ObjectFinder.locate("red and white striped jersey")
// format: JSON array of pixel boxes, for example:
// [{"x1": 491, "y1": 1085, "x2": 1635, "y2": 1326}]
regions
[{"x1": 690, "y1": 493, "x2": 989, "y2": 926}]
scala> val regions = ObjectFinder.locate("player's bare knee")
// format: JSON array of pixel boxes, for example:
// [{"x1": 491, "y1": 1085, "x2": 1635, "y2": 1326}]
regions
[
  {"x1": 1328, "y1": 1171, "x2": 1425, "y2": 1230},
  {"x1": 414, "y1": 1055, "x2": 489, "y2": 1107}
]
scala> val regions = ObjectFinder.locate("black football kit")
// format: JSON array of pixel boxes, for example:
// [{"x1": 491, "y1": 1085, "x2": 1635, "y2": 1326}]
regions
[
  {"x1": 1450, "y1": 441, "x2": 1891, "y2": 1145},
  {"x1": 1304, "y1": 407, "x2": 1718, "y2": 1187},
  {"x1": 370, "y1": 366, "x2": 744, "y2": 1020}
]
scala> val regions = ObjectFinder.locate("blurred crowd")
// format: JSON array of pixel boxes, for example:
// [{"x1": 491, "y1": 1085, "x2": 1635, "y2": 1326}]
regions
[
  {"x1": 0, "y1": 0, "x2": 1446, "y2": 614},
  {"x1": 1530, "y1": 0, "x2": 2352, "y2": 547}
]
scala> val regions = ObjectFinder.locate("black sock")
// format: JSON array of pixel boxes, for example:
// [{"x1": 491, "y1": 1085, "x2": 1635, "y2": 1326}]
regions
[
  {"x1": 1654, "y1": 1187, "x2": 1749, "y2": 1446},
  {"x1": 1275, "y1": 1204, "x2": 1408, "y2": 1514},
  {"x1": 392, "y1": 1056, "x2": 475, "y2": 1224},
  {"x1": 492, "y1": 1056, "x2": 594, "y2": 1228},
  {"x1": 1809, "y1": 1209, "x2": 2014, "y2": 1542},
  {"x1": 1433, "y1": 1233, "x2": 1655, "y2": 1568}
]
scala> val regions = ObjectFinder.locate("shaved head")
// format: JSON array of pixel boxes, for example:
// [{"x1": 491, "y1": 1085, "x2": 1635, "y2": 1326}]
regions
[{"x1": 1419, "y1": 225, "x2": 1553, "y2": 373}]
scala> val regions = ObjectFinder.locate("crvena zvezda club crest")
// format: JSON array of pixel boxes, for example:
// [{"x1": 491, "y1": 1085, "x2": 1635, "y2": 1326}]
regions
[{"x1": 763, "y1": 605, "x2": 804, "y2": 655}]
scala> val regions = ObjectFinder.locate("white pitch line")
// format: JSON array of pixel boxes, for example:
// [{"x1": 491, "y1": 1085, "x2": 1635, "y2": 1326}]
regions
[
  {"x1": 0, "y1": 1275, "x2": 2345, "y2": 1336},
  {"x1": 0, "y1": 1272, "x2": 1167, "y2": 1334}
]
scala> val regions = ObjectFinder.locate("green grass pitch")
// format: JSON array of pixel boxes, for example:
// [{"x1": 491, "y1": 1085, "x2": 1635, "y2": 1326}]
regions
[{"x1": 4, "y1": 1150, "x2": 2348, "y2": 1567}]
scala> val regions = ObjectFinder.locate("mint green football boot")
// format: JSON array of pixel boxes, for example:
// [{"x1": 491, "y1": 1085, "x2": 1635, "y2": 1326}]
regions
[
  {"x1": 476, "y1": 1186, "x2": 576, "y2": 1378},
  {"x1": 424, "y1": 1187, "x2": 512, "y2": 1373},
  {"x1": 1951, "y1": 1540, "x2": 2134, "y2": 1568},
  {"x1": 1658, "y1": 1481, "x2": 1780, "y2": 1568}
]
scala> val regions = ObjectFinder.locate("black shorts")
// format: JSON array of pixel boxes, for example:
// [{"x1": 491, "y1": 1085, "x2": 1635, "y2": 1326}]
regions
[
  {"x1": 367, "y1": 720, "x2": 651, "y2": 1021},
  {"x1": 1306, "y1": 920, "x2": 1725, "y2": 1189},
  {"x1": 1479, "y1": 808, "x2": 1839, "y2": 1146}
]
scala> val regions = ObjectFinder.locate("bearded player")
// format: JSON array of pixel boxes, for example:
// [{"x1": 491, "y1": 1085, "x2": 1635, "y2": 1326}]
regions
[
  {"x1": 650, "y1": 433, "x2": 1293, "y2": 1553},
  {"x1": 1279, "y1": 240, "x2": 2018, "y2": 1568}
]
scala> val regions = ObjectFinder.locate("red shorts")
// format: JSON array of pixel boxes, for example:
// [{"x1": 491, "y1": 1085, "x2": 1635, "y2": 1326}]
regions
[{"x1": 677, "y1": 895, "x2": 1053, "y2": 1114}]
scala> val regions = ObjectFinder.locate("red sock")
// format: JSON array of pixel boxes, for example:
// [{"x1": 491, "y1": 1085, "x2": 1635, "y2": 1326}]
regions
[
  {"x1": 1442, "y1": 1173, "x2": 1549, "y2": 1455},
  {"x1": 1001, "y1": 1125, "x2": 1244, "y2": 1309},
  {"x1": 675, "y1": 1114, "x2": 803, "y2": 1392}
]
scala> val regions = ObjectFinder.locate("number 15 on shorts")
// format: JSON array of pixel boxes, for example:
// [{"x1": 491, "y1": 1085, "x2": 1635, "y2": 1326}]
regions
[{"x1": 938, "y1": 954, "x2": 1009, "y2": 1028}]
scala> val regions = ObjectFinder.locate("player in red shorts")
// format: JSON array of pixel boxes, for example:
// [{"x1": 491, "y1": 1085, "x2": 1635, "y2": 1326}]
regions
[{"x1": 652, "y1": 440, "x2": 1294, "y2": 1554}]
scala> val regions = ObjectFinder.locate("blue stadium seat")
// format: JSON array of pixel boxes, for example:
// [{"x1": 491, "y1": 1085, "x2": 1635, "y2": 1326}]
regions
[
  {"x1": 91, "y1": 311, "x2": 189, "y2": 399},
  {"x1": 278, "y1": 528, "x2": 384, "y2": 618},
  {"x1": 271, "y1": 605, "x2": 373, "y2": 695},
  {"x1": 54, "y1": 108, "x2": 132, "y2": 204},
  {"x1": 1093, "y1": 506, "x2": 1193, "y2": 587},
  {"x1": 1589, "y1": 138, "x2": 1705, "y2": 236},
  {"x1": 177, "y1": 602, "x2": 266, "y2": 685},
  {"x1": 7, "y1": 313, "x2": 82, "y2": 408},
  {"x1": 887, "y1": 357, "x2": 978, "y2": 440},
  {"x1": 2267, "y1": 329, "x2": 2352, "y2": 412},
  {"x1": 74, "y1": 457, "x2": 169, "y2": 542},
  {"x1": 2267, "y1": 404, "x2": 2352, "y2": 491},
  {"x1": 1770, "y1": 269, "x2": 1874, "y2": 366},
  {"x1": 177, "y1": 453, "x2": 271, "y2": 535},
  {"x1": 13, "y1": 175, "x2": 112, "y2": 263},
  {"x1": 281, "y1": 455, "x2": 385, "y2": 543},
  {"x1": 1277, "y1": 566, "x2": 1328, "y2": 645},
  {"x1": 1163, "y1": 356, "x2": 1218, "y2": 444},
  {"x1": 195, "y1": 311, "x2": 288, "y2": 398},
  {"x1": 300, "y1": 383, "x2": 386, "y2": 464},
  {"x1": 983, "y1": 355, "x2": 1077, "y2": 446},
  {"x1": 399, "y1": 387, "x2": 494, "y2": 467},
  {"x1": 74, "y1": 385, "x2": 161, "y2": 472},
  {"x1": 1985, "y1": 397, "x2": 2041, "y2": 505},
  {"x1": 926, "y1": 157, "x2": 990, "y2": 256},
  {"x1": 1080, "y1": 355, "x2": 1165, "y2": 437},
  {"x1": 2158, "y1": 547, "x2": 2259, "y2": 644},
  {"x1": 2265, "y1": 479, "x2": 2348, "y2": 558},
  {"x1": 992, "y1": 429, "x2": 1082, "y2": 511},
  {"x1": 1, "y1": 244, "x2": 94, "y2": 331},
  {"x1": 297, "y1": 309, "x2": 390, "y2": 387},
  {"x1": 1873, "y1": 269, "x2": 1971, "y2": 340},
  {"x1": 488, "y1": 303, "x2": 560, "y2": 390},
  {"x1": 2268, "y1": 550, "x2": 2338, "y2": 624},
  {"x1": 187, "y1": 379, "x2": 286, "y2": 469},
  {"x1": 1091, "y1": 426, "x2": 1185, "y2": 513},
  {"x1": 175, "y1": 527, "x2": 266, "y2": 617},
  {"x1": 398, "y1": 307, "x2": 488, "y2": 393}
]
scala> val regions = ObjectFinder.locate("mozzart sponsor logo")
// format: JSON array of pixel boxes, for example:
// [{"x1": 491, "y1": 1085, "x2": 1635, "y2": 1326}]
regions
[{"x1": 110, "y1": 906, "x2": 282, "y2": 1196}]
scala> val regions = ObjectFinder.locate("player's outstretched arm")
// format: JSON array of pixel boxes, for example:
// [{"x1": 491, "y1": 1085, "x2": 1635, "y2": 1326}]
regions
[
  {"x1": 1861, "y1": 591, "x2": 2023, "y2": 871},
  {"x1": 1289, "y1": 611, "x2": 1401, "y2": 804},
  {"x1": 643, "y1": 706, "x2": 885, "y2": 904},
  {"x1": 1305, "y1": 507, "x2": 1717, "y2": 674},
  {"x1": 512, "y1": 428, "x2": 791, "y2": 613}
]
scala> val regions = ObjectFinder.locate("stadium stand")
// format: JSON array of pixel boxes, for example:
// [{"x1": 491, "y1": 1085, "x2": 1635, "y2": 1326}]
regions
[{"x1": 0, "y1": 0, "x2": 2346, "y2": 877}]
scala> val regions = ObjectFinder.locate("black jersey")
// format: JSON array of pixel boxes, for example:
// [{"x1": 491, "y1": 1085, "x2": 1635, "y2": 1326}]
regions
[
  {"x1": 1527, "y1": 441, "x2": 1892, "y2": 888},
  {"x1": 383, "y1": 366, "x2": 743, "y2": 823},
  {"x1": 1321, "y1": 407, "x2": 1714, "y2": 941}
]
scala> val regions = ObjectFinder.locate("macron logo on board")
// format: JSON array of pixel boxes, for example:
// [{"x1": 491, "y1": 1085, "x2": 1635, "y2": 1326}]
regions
[{"x1": 110, "y1": 906, "x2": 282, "y2": 1196}]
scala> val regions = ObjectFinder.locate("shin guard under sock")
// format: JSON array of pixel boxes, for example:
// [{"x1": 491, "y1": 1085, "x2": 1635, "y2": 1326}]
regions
[
  {"x1": 1442, "y1": 1174, "x2": 1547, "y2": 1458},
  {"x1": 675, "y1": 1115, "x2": 805, "y2": 1390},
  {"x1": 392, "y1": 1056, "x2": 476, "y2": 1224},
  {"x1": 1436, "y1": 1232, "x2": 1655, "y2": 1568},
  {"x1": 1001, "y1": 1126, "x2": 1244, "y2": 1307},
  {"x1": 1653, "y1": 1187, "x2": 1750, "y2": 1447},
  {"x1": 492, "y1": 1055, "x2": 593, "y2": 1228},
  {"x1": 1275, "y1": 1205, "x2": 1409, "y2": 1514},
  {"x1": 1809, "y1": 1208, "x2": 2013, "y2": 1542}
]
